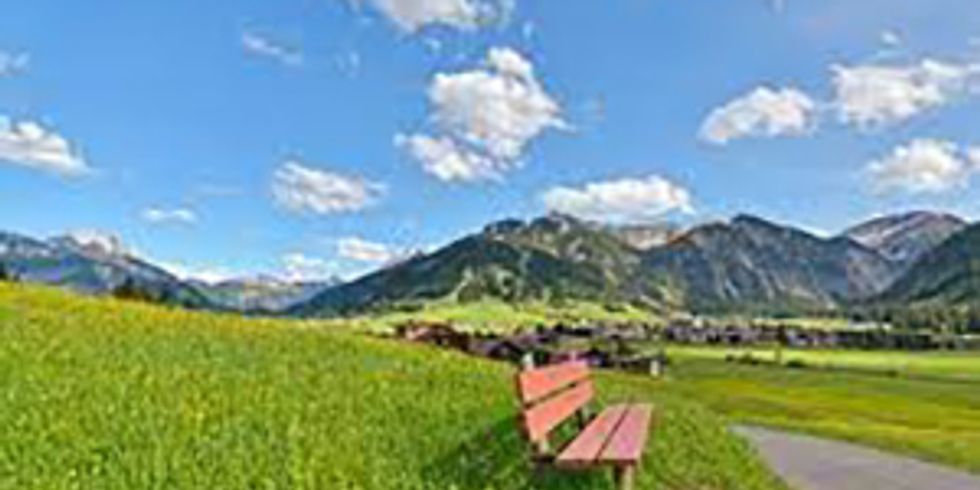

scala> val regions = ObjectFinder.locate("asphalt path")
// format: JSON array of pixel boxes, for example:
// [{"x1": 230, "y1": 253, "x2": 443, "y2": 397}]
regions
[{"x1": 733, "y1": 426, "x2": 980, "y2": 490}]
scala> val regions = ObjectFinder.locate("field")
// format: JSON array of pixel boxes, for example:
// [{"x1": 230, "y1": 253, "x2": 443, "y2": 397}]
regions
[
  {"x1": 330, "y1": 299, "x2": 660, "y2": 333},
  {"x1": 0, "y1": 284, "x2": 783, "y2": 490},
  {"x1": 667, "y1": 345, "x2": 980, "y2": 382},
  {"x1": 663, "y1": 355, "x2": 980, "y2": 474}
]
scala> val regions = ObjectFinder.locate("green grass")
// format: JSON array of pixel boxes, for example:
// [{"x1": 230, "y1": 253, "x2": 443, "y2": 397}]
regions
[
  {"x1": 667, "y1": 345, "x2": 980, "y2": 382},
  {"x1": 0, "y1": 284, "x2": 782, "y2": 490},
  {"x1": 660, "y1": 355, "x2": 980, "y2": 474},
  {"x1": 330, "y1": 299, "x2": 660, "y2": 334}
]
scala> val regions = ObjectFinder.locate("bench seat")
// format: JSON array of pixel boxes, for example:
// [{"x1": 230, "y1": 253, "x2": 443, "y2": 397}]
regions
[
  {"x1": 556, "y1": 404, "x2": 653, "y2": 469},
  {"x1": 515, "y1": 360, "x2": 655, "y2": 490}
]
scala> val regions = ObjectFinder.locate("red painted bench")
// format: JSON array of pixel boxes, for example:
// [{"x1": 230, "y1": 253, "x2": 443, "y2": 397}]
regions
[{"x1": 515, "y1": 360, "x2": 654, "y2": 490}]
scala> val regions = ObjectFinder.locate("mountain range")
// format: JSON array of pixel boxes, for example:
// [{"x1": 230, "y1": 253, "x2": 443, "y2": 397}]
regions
[
  {"x1": 2, "y1": 211, "x2": 977, "y2": 316},
  {"x1": 0, "y1": 231, "x2": 333, "y2": 313}
]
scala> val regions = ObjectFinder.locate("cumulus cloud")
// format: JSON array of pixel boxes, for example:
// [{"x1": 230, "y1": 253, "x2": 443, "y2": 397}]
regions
[
  {"x1": 141, "y1": 207, "x2": 198, "y2": 226},
  {"x1": 242, "y1": 32, "x2": 303, "y2": 66},
  {"x1": 337, "y1": 236, "x2": 410, "y2": 264},
  {"x1": 62, "y1": 229, "x2": 131, "y2": 257},
  {"x1": 542, "y1": 175, "x2": 694, "y2": 224},
  {"x1": 358, "y1": 0, "x2": 510, "y2": 33},
  {"x1": 700, "y1": 87, "x2": 817, "y2": 145},
  {"x1": 400, "y1": 47, "x2": 565, "y2": 182},
  {"x1": 272, "y1": 161, "x2": 385, "y2": 215},
  {"x1": 395, "y1": 133, "x2": 500, "y2": 182},
  {"x1": 833, "y1": 59, "x2": 978, "y2": 129},
  {"x1": 880, "y1": 30, "x2": 903, "y2": 48},
  {"x1": 867, "y1": 139, "x2": 980, "y2": 195},
  {"x1": 0, "y1": 118, "x2": 89, "y2": 177},
  {"x1": 281, "y1": 253, "x2": 338, "y2": 282},
  {"x1": 159, "y1": 261, "x2": 236, "y2": 285},
  {"x1": 0, "y1": 51, "x2": 28, "y2": 77}
]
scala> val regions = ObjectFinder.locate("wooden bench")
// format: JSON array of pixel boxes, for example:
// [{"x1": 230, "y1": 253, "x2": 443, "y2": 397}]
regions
[{"x1": 515, "y1": 360, "x2": 654, "y2": 490}]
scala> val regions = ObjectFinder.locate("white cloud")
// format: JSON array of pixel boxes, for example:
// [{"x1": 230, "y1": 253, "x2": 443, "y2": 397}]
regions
[
  {"x1": 700, "y1": 87, "x2": 817, "y2": 145},
  {"x1": 867, "y1": 139, "x2": 980, "y2": 195},
  {"x1": 141, "y1": 207, "x2": 198, "y2": 226},
  {"x1": 242, "y1": 32, "x2": 303, "y2": 67},
  {"x1": 0, "y1": 51, "x2": 28, "y2": 77},
  {"x1": 62, "y1": 229, "x2": 131, "y2": 257},
  {"x1": 272, "y1": 161, "x2": 385, "y2": 215},
  {"x1": 159, "y1": 261, "x2": 237, "y2": 285},
  {"x1": 281, "y1": 253, "x2": 337, "y2": 282},
  {"x1": 400, "y1": 47, "x2": 565, "y2": 182},
  {"x1": 337, "y1": 236, "x2": 409, "y2": 264},
  {"x1": 542, "y1": 175, "x2": 695, "y2": 224},
  {"x1": 833, "y1": 59, "x2": 978, "y2": 129},
  {"x1": 430, "y1": 47, "x2": 565, "y2": 160},
  {"x1": 359, "y1": 0, "x2": 509, "y2": 33},
  {"x1": 395, "y1": 133, "x2": 500, "y2": 182},
  {"x1": 880, "y1": 30, "x2": 903, "y2": 48},
  {"x1": 0, "y1": 119, "x2": 89, "y2": 178}
]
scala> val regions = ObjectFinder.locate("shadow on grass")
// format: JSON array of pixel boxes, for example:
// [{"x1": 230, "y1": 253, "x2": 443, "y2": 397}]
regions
[{"x1": 419, "y1": 417, "x2": 614, "y2": 490}]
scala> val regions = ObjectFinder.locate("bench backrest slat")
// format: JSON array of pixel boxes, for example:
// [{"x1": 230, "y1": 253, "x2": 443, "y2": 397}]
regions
[
  {"x1": 521, "y1": 378, "x2": 594, "y2": 443},
  {"x1": 516, "y1": 360, "x2": 590, "y2": 405}
]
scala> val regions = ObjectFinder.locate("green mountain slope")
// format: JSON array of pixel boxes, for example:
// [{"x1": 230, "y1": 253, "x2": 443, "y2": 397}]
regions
[
  {"x1": 292, "y1": 215, "x2": 667, "y2": 316},
  {"x1": 0, "y1": 283, "x2": 784, "y2": 490},
  {"x1": 295, "y1": 214, "x2": 907, "y2": 316},
  {"x1": 878, "y1": 223, "x2": 980, "y2": 304}
]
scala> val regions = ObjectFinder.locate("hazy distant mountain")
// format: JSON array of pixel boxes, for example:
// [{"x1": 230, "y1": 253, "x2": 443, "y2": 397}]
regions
[
  {"x1": 844, "y1": 211, "x2": 967, "y2": 268},
  {"x1": 194, "y1": 275, "x2": 338, "y2": 313},
  {"x1": 0, "y1": 230, "x2": 211, "y2": 308},
  {"x1": 639, "y1": 215, "x2": 898, "y2": 312},
  {"x1": 877, "y1": 223, "x2": 980, "y2": 305}
]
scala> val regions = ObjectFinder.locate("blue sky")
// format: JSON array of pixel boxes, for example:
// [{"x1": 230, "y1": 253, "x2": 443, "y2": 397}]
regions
[{"x1": 3, "y1": 0, "x2": 980, "y2": 281}]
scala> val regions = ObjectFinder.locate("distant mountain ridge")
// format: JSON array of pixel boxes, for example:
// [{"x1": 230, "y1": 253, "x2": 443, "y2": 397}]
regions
[
  {"x1": 0, "y1": 231, "x2": 335, "y2": 312},
  {"x1": 193, "y1": 276, "x2": 337, "y2": 313},
  {"x1": 293, "y1": 211, "x2": 969, "y2": 317},
  {"x1": 844, "y1": 211, "x2": 967, "y2": 269},
  {"x1": 876, "y1": 222, "x2": 980, "y2": 305},
  {"x1": 638, "y1": 215, "x2": 897, "y2": 313},
  {"x1": 0, "y1": 230, "x2": 211, "y2": 308},
  {"x1": 4, "y1": 210, "x2": 975, "y2": 316}
]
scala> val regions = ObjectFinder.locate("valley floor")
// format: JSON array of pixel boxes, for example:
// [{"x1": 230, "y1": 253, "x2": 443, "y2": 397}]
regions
[{"x1": 661, "y1": 353, "x2": 980, "y2": 475}]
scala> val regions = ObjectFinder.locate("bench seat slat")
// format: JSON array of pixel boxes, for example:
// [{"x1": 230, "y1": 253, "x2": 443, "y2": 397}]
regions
[
  {"x1": 523, "y1": 380, "x2": 594, "y2": 443},
  {"x1": 599, "y1": 404, "x2": 653, "y2": 466},
  {"x1": 517, "y1": 360, "x2": 590, "y2": 405},
  {"x1": 555, "y1": 405, "x2": 629, "y2": 468}
]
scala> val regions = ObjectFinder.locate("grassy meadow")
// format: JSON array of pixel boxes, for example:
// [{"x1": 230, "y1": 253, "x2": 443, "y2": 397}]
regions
[
  {"x1": 329, "y1": 299, "x2": 660, "y2": 333},
  {"x1": 668, "y1": 345, "x2": 980, "y2": 382},
  {"x1": 0, "y1": 284, "x2": 783, "y2": 490},
  {"x1": 663, "y1": 355, "x2": 980, "y2": 474}
]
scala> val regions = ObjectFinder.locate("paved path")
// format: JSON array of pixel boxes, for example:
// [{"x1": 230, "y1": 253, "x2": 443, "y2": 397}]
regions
[{"x1": 733, "y1": 426, "x2": 980, "y2": 490}]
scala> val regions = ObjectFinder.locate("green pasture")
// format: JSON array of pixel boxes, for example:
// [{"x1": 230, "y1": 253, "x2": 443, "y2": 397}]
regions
[
  {"x1": 667, "y1": 345, "x2": 980, "y2": 382},
  {"x1": 662, "y1": 356, "x2": 980, "y2": 474},
  {"x1": 0, "y1": 284, "x2": 781, "y2": 490}
]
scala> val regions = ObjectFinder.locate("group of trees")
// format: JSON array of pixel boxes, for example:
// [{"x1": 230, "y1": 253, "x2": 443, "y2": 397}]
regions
[
  {"x1": 848, "y1": 304, "x2": 980, "y2": 334},
  {"x1": 0, "y1": 263, "x2": 17, "y2": 283},
  {"x1": 111, "y1": 278, "x2": 161, "y2": 303}
]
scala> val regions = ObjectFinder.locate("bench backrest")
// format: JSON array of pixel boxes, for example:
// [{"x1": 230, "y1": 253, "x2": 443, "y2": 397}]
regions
[{"x1": 515, "y1": 360, "x2": 594, "y2": 448}]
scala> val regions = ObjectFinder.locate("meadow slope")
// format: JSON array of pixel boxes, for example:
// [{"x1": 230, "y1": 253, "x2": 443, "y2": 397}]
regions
[{"x1": 0, "y1": 284, "x2": 784, "y2": 490}]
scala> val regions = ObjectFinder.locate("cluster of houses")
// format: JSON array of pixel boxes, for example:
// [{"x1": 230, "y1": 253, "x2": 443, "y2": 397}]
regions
[
  {"x1": 391, "y1": 321, "x2": 664, "y2": 374},
  {"x1": 662, "y1": 324, "x2": 967, "y2": 350},
  {"x1": 390, "y1": 319, "x2": 976, "y2": 370}
]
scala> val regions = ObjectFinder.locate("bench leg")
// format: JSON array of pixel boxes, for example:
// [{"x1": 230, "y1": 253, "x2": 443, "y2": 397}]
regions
[{"x1": 614, "y1": 465, "x2": 636, "y2": 490}]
